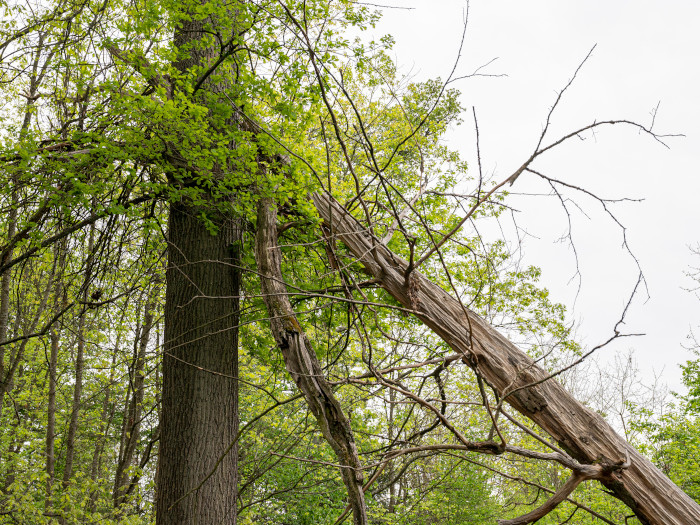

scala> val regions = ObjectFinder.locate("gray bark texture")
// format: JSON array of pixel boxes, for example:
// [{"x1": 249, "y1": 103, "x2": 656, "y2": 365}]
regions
[
  {"x1": 62, "y1": 222, "x2": 95, "y2": 491},
  {"x1": 158, "y1": 202, "x2": 240, "y2": 524},
  {"x1": 157, "y1": 3, "x2": 242, "y2": 523},
  {"x1": 255, "y1": 198, "x2": 368, "y2": 525},
  {"x1": 313, "y1": 191, "x2": 700, "y2": 525},
  {"x1": 45, "y1": 331, "x2": 58, "y2": 503}
]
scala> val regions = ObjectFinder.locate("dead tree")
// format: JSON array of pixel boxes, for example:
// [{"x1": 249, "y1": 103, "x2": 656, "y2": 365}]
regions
[
  {"x1": 255, "y1": 197, "x2": 367, "y2": 525},
  {"x1": 313, "y1": 191, "x2": 700, "y2": 525}
]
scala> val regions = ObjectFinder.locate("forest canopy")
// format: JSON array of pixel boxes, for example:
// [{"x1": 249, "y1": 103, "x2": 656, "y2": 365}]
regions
[{"x1": 0, "y1": 1, "x2": 699, "y2": 524}]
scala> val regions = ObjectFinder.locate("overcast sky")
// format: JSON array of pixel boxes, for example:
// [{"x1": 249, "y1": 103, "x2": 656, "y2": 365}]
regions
[{"x1": 374, "y1": 1, "x2": 700, "y2": 392}]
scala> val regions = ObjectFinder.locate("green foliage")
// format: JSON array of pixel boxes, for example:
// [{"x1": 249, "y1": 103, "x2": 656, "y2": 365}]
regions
[{"x1": 0, "y1": 0, "x2": 655, "y2": 523}]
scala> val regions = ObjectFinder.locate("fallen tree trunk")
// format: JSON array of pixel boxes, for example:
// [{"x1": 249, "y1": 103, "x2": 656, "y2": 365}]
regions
[{"x1": 313, "y1": 191, "x2": 700, "y2": 525}]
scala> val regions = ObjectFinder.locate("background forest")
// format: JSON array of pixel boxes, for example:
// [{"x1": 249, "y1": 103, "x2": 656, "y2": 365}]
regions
[{"x1": 0, "y1": 0, "x2": 699, "y2": 524}]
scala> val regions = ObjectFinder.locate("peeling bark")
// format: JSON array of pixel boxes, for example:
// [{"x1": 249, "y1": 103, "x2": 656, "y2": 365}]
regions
[
  {"x1": 255, "y1": 197, "x2": 367, "y2": 525},
  {"x1": 313, "y1": 191, "x2": 700, "y2": 525}
]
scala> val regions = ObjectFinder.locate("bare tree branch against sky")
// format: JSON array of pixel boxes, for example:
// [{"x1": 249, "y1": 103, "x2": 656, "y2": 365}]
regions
[{"x1": 376, "y1": 0, "x2": 700, "y2": 391}]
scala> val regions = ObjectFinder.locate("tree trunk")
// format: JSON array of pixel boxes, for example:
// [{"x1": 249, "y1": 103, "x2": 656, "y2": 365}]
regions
[
  {"x1": 114, "y1": 299, "x2": 154, "y2": 508},
  {"x1": 62, "y1": 222, "x2": 96, "y2": 489},
  {"x1": 45, "y1": 330, "x2": 59, "y2": 505},
  {"x1": 156, "y1": 2, "x2": 242, "y2": 523},
  {"x1": 158, "y1": 202, "x2": 240, "y2": 524},
  {"x1": 0, "y1": 201, "x2": 15, "y2": 388},
  {"x1": 313, "y1": 191, "x2": 700, "y2": 525},
  {"x1": 46, "y1": 231, "x2": 74, "y2": 507},
  {"x1": 255, "y1": 198, "x2": 367, "y2": 524}
]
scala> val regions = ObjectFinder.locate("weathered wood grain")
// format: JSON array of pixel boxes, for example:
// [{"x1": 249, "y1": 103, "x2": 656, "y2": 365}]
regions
[
  {"x1": 256, "y1": 197, "x2": 367, "y2": 525},
  {"x1": 314, "y1": 191, "x2": 700, "y2": 525}
]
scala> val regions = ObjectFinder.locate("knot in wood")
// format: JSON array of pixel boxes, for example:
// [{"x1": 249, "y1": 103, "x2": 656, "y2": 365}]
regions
[{"x1": 407, "y1": 271, "x2": 421, "y2": 309}]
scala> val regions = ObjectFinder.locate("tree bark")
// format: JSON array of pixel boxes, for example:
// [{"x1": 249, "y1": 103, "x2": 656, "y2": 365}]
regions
[
  {"x1": 57, "y1": 235, "x2": 91, "y2": 517},
  {"x1": 156, "y1": 3, "x2": 242, "y2": 523},
  {"x1": 313, "y1": 191, "x2": 700, "y2": 525},
  {"x1": 45, "y1": 330, "x2": 59, "y2": 505},
  {"x1": 62, "y1": 222, "x2": 96, "y2": 489},
  {"x1": 0, "y1": 202, "x2": 15, "y2": 386},
  {"x1": 158, "y1": 202, "x2": 240, "y2": 525},
  {"x1": 0, "y1": 198, "x2": 15, "y2": 419},
  {"x1": 255, "y1": 198, "x2": 367, "y2": 525},
  {"x1": 46, "y1": 235, "x2": 74, "y2": 507}
]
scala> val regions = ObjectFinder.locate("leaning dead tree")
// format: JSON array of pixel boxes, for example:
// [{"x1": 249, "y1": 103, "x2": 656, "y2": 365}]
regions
[
  {"x1": 229, "y1": 80, "x2": 699, "y2": 521},
  {"x1": 313, "y1": 191, "x2": 700, "y2": 525}
]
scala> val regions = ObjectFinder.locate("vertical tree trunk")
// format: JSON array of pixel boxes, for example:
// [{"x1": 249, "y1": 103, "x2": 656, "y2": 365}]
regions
[
  {"x1": 158, "y1": 203, "x2": 240, "y2": 524},
  {"x1": 114, "y1": 299, "x2": 154, "y2": 508},
  {"x1": 45, "y1": 330, "x2": 59, "y2": 505},
  {"x1": 46, "y1": 239, "x2": 67, "y2": 507},
  {"x1": 62, "y1": 223, "x2": 96, "y2": 488},
  {"x1": 0, "y1": 199, "x2": 15, "y2": 413},
  {"x1": 156, "y1": 1, "x2": 242, "y2": 522}
]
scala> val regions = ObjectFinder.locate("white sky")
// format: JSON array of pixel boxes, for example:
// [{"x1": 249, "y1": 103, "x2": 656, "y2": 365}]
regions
[{"x1": 374, "y1": 1, "x2": 700, "y2": 392}]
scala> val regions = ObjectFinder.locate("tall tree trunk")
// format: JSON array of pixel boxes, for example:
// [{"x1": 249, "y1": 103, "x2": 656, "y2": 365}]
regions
[
  {"x1": 156, "y1": 1, "x2": 242, "y2": 522},
  {"x1": 62, "y1": 222, "x2": 96, "y2": 488},
  {"x1": 314, "y1": 191, "x2": 700, "y2": 525},
  {"x1": 114, "y1": 299, "x2": 154, "y2": 508},
  {"x1": 158, "y1": 202, "x2": 240, "y2": 524},
  {"x1": 45, "y1": 330, "x2": 59, "y2": 505},
  {"x1": 0, "y1": 197, "x2": 16, "y2": 412},
  {"x1": 46, "y1": 238, "x2": 67, "y2": 508}
]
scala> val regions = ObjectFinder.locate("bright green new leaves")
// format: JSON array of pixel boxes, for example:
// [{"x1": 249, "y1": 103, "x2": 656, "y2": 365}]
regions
[{"x1": 0, "y1": 0, "x2": 622, "y2": 523}]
